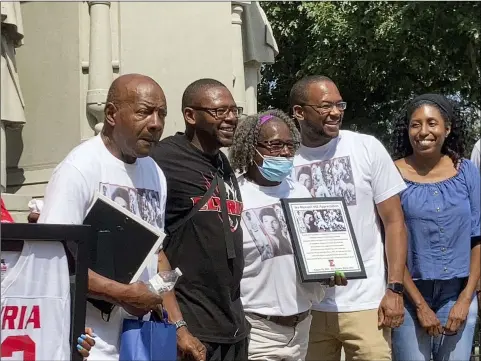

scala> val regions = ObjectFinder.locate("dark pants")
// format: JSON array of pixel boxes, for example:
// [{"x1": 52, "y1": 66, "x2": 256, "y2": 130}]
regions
[
  {"x1": 205, "y1": 338, "x2": 249, "y2": 361},
  {"x1": 180, "y1": 338, "x2": 249, "y2": 361}
]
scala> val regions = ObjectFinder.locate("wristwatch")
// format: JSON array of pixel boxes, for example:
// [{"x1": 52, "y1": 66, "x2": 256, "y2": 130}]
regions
[
  {"x1": 175, "y1": 319, "x2": 188, "y2": 330},
  {"x1": 387, "y1": 282, "x2": 404, "y2": 294}
]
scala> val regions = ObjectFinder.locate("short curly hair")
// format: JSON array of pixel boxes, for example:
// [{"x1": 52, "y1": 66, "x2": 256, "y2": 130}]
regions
[
  {"x1": 391, "y1": 96, "x2": 466, "y2": 166},
  {"x1": 259, "y1": 207, "x2": 279, "y2": 222},
  {"x1": 229, "y1": 109, "x2": 301, "y2": 174}
]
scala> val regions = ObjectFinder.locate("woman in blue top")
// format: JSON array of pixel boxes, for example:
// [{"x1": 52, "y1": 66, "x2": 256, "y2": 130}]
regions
[{"x1": 390, "y1": 93, "x2": 480, "y2": 361}]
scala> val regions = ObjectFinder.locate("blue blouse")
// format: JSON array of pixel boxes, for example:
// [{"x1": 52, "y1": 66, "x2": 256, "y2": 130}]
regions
[{"x1": 400, "y1": 159, "x2": 481, "y2": 280}]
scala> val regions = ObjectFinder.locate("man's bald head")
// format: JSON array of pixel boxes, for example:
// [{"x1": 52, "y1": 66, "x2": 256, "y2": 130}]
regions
[
  {"x1": 103, "y1": 73, "x2": 167, "y2": 162},
  {"x1": 106, "y1": 73, "x2": 165, "y2": 105}
]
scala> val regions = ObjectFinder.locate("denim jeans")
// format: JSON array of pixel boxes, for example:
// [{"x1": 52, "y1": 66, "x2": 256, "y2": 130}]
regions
[{"x1": 392, "y1": 278, "x2": 478, "y2": 361}]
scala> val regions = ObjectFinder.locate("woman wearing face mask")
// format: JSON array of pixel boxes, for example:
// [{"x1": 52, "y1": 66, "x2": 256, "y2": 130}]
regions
[
  {"x1": 390, "y1": 94, "x2": 480, "y2": 361},
  {"x1": 230, "y1": 109, "x2": 347, "y2": 361}
]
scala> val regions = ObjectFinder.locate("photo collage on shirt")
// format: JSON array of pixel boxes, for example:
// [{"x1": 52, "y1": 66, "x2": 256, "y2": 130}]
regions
[
  {"x1": 100, "y1": 183, "x2": 163, "y2": 229},
  {"x1": 242, "y1": 202, "x2": 293, "y2": 261},
  {"x1": 293, "y1": 207, "x2": 346, "y2": 234},
  {"x1": 294, "y1": 156, "x2": 357, "y2": 206}
]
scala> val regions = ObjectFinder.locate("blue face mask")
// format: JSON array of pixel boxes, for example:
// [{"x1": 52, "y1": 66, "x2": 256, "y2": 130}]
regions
[{"x1": 256, "y1": 150, "x2": 294, "y2": 182}]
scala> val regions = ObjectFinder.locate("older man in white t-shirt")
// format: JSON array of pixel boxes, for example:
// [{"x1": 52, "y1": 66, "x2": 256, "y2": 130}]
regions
[
  {"x1": 39, "y1": 74, "x2": 205, "y2": 361},
  {"x1": 290, "y1": 75, "x2": 408, "y2": 361}
]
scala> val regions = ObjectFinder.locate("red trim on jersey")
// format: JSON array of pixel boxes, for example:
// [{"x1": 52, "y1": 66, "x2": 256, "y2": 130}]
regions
[{"x1": 1, "y1": 198, "x2": 15, "y2": 223}]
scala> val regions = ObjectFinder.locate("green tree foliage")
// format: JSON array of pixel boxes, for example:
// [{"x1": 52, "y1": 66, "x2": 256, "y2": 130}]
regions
[{"x1": 258, "y1": 1, "x2": 481, "y2": 153}]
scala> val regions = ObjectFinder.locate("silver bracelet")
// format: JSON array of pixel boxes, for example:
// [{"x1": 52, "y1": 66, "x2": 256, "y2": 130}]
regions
[{"x1": 175, "y1": 320, "x2": 187, "y2": 330}]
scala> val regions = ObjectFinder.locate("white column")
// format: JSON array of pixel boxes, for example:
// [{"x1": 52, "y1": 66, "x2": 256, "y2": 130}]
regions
[
  {"x1": 86, "y1": 1, "x2": 113, "y2": 134},
  {"x1": 1, "y1": 121, "x2": 6, "y2": 192},
  {"x1": 244, "y1": 60, "x2": 261, "y2": 115},
  {"x1": 231, "y1": 2, "x2": 246, "y2": 112}
]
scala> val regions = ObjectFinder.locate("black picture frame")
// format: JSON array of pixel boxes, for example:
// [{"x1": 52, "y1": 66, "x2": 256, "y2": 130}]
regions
[
  {"x1": 1, "y1": 223, "x2": 93, "y2": 361},
  {"x1": 280, "y1": 197, "x2": 367, "y2": 282},
  {"x1": 82, "y1": 193, "x2": 165, "y2": 315}
]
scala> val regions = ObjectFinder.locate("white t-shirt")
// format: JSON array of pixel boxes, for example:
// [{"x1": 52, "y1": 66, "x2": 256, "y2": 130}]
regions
[
  {"x1": 471, "y1": 139, "x2": 480, "y2": 170},
  {"x1": 1, "y1": 242, "x2": 71, "y2": 361},
  {"x1": 39, "y1": 134, "x2": 167, "y2": 361},
  {"x1": 293, "y1": 130, "x2": 406, "y2": 312},
  {"x1": 238, "y1": 176, "x2": 325, "y2": 316}
]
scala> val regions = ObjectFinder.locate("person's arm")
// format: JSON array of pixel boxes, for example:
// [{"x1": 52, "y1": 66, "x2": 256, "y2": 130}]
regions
[
  {"x1": 445, "y1": 244, "x2": 481, "y2": 333},
  {"x1": 369, "y1": 137, "x2": 407, "y2": 285},
  {"x1": 403, "y1": 264, "x2": 444, "y2": 336},
  {"x1": 458, "y1": 245, "x2": 480, "y2": 302},
  {"x1": 403, "y1": 265, "x2": 425, "y2": 308},
  {"x1": 376, "y1": 196, "x2": 407, "y2": 285},
  {"x1": 88, "y1": 268, "x2": 163, "y2": 315},
  {"x1": 158, "y1": 249, "x2": 206, "y2": 361},
  {"x1": 87, "y1": 269, "x2": 130, "y2": 304},
  {"x1": 156, "y1": 251, "x2": 183, "y2": 323},
  {"x1": 458, "y1": 160, "x2": 481, "y2": 302},
  {"x1": 368, "y1": 137, "x2": 407, "y2": 328},
  {"x1": 444, "y1": 161, "x2": 481, "y2": 332},
  {"x1": 154, "y1": 168, "x2": 206, "y2": 361},
  {"x1": 154, "y1": 169, "x2": 183, "y2": 322}
]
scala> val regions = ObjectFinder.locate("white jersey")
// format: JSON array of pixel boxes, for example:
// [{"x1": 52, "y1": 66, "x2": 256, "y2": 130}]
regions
[{"x1": 1, "y1": 241, "x2": 71, "y2": 361}]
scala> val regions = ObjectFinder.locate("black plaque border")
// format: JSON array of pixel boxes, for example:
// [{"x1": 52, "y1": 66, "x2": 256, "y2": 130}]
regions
[
  {"x1": 1, "y1": 223, "x2": 93, "y2": 361},
  {"x1": 281, "y1": 197, "x2": 367, "y2": 282}
]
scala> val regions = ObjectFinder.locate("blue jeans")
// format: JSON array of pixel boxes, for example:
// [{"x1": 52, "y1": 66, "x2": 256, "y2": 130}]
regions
[{"x1": 392, "y1": 278, "x2": 478, "y2": 361}]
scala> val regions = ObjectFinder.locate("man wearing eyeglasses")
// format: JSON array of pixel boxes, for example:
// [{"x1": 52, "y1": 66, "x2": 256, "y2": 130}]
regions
[
  {"x1": 150, "y1": 79, "x2": 249, "y2": 361},
  {"x1": 290, "y1": 75, "x2": 408, "y2": 361}
]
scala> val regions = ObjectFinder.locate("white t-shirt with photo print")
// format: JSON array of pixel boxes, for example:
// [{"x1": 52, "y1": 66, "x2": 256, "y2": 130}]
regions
[
  {"x1": 238, "y1": 175, "x2": 325, "y2": 317},
  {"x1": 293, "y1": 130, "x2": 406, "y2": 313},
  {"x1": 39, "y1": 134, "x2": 167, "y2": 361}
]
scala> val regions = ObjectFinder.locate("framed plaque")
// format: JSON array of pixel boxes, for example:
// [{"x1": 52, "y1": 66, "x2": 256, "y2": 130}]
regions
[
  {"x1": 1, "y1": 223, "x2": 93, "y2": 361},
  {"x1": 82, "y1": 192, "x2": 165, "y2": 314},
  {"x1": 280, "y1": 197, "x2": 366, "y2": 282}
]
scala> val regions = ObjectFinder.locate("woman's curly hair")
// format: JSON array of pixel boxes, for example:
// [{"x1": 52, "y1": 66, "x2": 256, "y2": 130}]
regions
[
  {"x1": 229, "y1": 109, "x2": 301, "y2": 174},
  {"x1": 391, "y1": 97, "x2": 467, "y2": 167}
]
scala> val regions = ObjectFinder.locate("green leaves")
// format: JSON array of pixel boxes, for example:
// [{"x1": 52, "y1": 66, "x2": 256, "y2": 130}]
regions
[{"x1": 258, "y1": 1, "x2": 481, "y2": 152}]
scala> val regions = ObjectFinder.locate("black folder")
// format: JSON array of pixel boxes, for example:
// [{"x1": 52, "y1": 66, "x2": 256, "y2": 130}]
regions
[{"x1": 82, "y1": 192, "x2": 165, "y2": 314}]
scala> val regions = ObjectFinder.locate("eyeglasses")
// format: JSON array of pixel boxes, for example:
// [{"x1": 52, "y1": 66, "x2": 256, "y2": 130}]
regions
[
  {"x1": 257, "y1": 140, "x2": 300, "y2": 155},
  {"x1": 190, "y1": 106, "x2": 243, "y2": 119},
  {"x1": 301, "y1": 102, "x2": 347, "y2": 114}
]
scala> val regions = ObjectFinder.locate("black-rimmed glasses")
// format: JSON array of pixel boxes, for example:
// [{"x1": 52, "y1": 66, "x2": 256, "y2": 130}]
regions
[
  {"x1": 301, "y1": 102, "x2": 347, "y2": 114},
  {"x1": 190, "y1": 106, "x2": 243, "y2": 119}
]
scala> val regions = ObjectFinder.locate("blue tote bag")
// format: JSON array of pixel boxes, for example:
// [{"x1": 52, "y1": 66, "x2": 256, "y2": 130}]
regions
[{"x1": 119, "y1": 310, "x2": 177, "y2": 361}]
